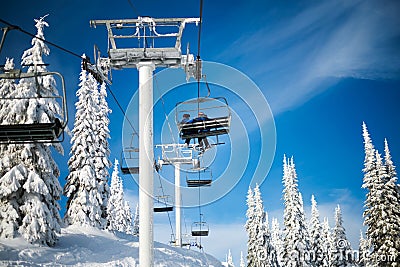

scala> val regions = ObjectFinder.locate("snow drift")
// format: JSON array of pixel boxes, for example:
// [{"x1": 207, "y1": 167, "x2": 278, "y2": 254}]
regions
[{"x1": 0, "y1": 225, "x2": 223, "y2": 266}]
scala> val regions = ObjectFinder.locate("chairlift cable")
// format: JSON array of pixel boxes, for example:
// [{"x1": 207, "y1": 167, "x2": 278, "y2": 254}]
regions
[
  {"x1": 197, "y1": 0, "x2": 203, "y2": 60},
  {"x1": 105, "y1": 83, "x2": 138, "y2": 135},
  {"x1": 126, "y1": 0, "x2": 141, "y2": 17},
  {"x1": 197, "y1": 171, "x2": 202, "y2": 246},
  {"x1": 0, "y1": 18, "x2": 82, "y2": 60},
  {"x1": 196, "y1": 0, "x2": 204, "y2": 113},
  {"x1": 0, "y1": 19, "x2": 138, "y2": 137},
  {"x1": 156, "y1": 171, "x2": 175, "y2": 239},
  {"x1": 154, "y1": 74, "x2": 177, "y2": 144}
]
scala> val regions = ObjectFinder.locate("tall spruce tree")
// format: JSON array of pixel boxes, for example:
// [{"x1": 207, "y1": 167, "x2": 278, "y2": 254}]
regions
[
  {"x1": 382, "y1": 139, "x2": 400, "y2": 266},
  {"x1": 331, "y1": 205, "x2": 353, "y2": 267},
  {"x1": 321, "y1": 217, "x2": 332, "y2": 267},
  {"x1": 0, "y1": 58, "x2": 19, "y2": 239},
  {"x1": 309, "y1": 195, "x2": 324, "y2": 266},
  {"x1": 282, "y1": 155, "x2": 310, "y2": 267},
  {"x1": 358, "y1": 230, "x2": 369, "y2": 267},
  {"x1": 133, "y1": 203, "x2": 139, "y2": 236},
  {"x1": 361, "y1": 122, "x2": 376, "y2": 267},
  {"x1": 245, "y1": 186, "x2": 257, "y2": 266},
  {"x1": 271, "y1": 217, "x2": 284, "y2": 266},
  {"x1": 239, "y1": 251, "x2": 246, "y2": 267},
  {"x1": 107, "y1": 159, "x2": 133, "y2": 234},
  {"x1": 64, "y1": 66, "x2": 106, "y2": 228},
  {"x1": 94, "y1": 82, "x2": 111, "y2": 222},
  {"x1": 362, "y1": 123, "x2": 400, "y2": 266},
  {"x1": 0, "y1": 17, "x2": 62, "y2": 246}
]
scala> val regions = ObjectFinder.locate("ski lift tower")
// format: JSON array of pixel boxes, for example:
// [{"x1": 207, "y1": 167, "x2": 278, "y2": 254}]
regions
[
  {"x1": 156, "y1": 143, "x2": 200, "y2": 247},
  {"x1": 90, "y1": 17, "x2": 199, "y2": 266}
]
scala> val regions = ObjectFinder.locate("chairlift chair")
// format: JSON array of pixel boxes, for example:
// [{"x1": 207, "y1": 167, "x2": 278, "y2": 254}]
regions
[
  {"x1": 186, "y1": 168, "x2": 212, "y2": 187},
  {"x1": 120, "y1": 147, "x2": 139, "y2": 174},
  {"x1": 153, "y1": 195, "x2": 174, "y2": 213},
  {"x1": 176, "y1": 97, "x2": 231, "y2": 143},
  {"x1": 0, "y1": 69, "x2": 68, "y2": 144},
  {"x1": 120, "y1": 133, "x2": 140, "y2": 174},
  {"x1": 191, "y1": 221, "x2": 209, "y2": 237}
]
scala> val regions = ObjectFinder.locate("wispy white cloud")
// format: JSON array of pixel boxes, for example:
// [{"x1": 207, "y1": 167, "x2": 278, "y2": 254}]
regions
[{"x1": 220, "y1": 0, "x2": 400, "y2": 116}]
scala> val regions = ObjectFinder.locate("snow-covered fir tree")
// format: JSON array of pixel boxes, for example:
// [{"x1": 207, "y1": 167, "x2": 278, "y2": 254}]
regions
[
  {"x1": 282, "y1": 155, "x2": 310, "y2": 267},
  {"x1": 64, "y1": 65, "x2": 107, "y2": 228},
  {"x1": 133, "y1": 203, "x2": 139, "y2": 236},
  {"x1": 256, "y1": 185, "x2": 278, "y2": 266},
  {"x1": 382, "y1": 139, "x2": 400, "y2": 266},
  {"x1": 245, "y1": 186, "x2": 257, "y2": 266},
  {"x1": 222, "y1": 249, "x2": 235, "y2": 267},
  {"x1": 358, "y1": 230, "x2": 369, "y2": 267},
  {"x1": 245, "y1": 184, "x2": 278, "y2": 266},
  {"x1": 107, "y1": 159, "x2": 133, "y2": 234},
  {"x1": 331, "y1": 205, "x2": 353, "y2": 267},
  {"x1": 0, "y1": 58, "x2": 19, "y2": 239},
  {"x1": 239, "y1": 251, "x2": 245, "y2": 267},
  {"x1": 94, "y1": 82, "x2": 111, "y2": 221},
  {"x1": 271, "y1": 217, "x2": 284, "y2": 266},
  {"x1": 309, "y1": 195, "x2": 324, "y2": 266},
  {"x1": 321, "y1": 217, "x2": 332, "y2": 267},
  {"x1": 362, "y1": 123, "x2": 400, "y2": 266},
  {"x1": 0, "y1": 16, "x2": 63, "y2": 246}
]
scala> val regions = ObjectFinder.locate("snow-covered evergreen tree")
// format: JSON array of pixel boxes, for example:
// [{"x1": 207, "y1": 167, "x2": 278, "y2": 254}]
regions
[
  {"x1": 133, "y1": 203, "x2": 139, "y2": 236},
  {"x1": 94, "y1": 82, "x2": 111, "y2": 222},
  {"x1": 271, "y1": 217, "x2": 284, "y2": 266},
  {"x1": 321, "y1": 217, "x2": 332, "y2": 267},
  {"x1": 309, "y1": 195, "x2": 324, "y2": 266},
  {"x1": 282, "y1": 155, "x2": 310, "y2": 267},
  {"x1": 358, "y1": 230, "x2": 369, "y2": 267},
  {"x1": 331, "y1": 205, "x2": 353, "y2": 267},
  {"x1": 107, "y1": 159, "x2": 133, "y2": 234},
  {"x1": 382, "y1": 139, "x2": 400, "y2": 266},
  {"x1": 362, "y1": 124, "x2": 400, "y2": 266},
  {"x1": 239, "y1": 251, "x2": 245, "y2": 267},
  {"x1": 361, "y1": 122, "x2": 377, "y2": 267},
  {"x1": 64, "y1": 65, "x2": 106, "y2": 228},
  {"x1": 0, "y1": 16, "x2": 62, "y2": 246},
  {"x1": 0, "y1": 58, "x2": 19, "y2": 239},
  {"x1": 245, "y1": 184, "x2": 278, "y2": 266},
  {"x1": 222, "y1": 249, "x2": 235, "y2": 267},
  {"x1": 245, "y1": 186, "x2": 257, "y2": 266}
]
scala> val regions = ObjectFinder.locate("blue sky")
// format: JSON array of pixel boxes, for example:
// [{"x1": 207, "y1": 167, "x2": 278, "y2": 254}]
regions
[{"x1": 1, "y1": 0, "x2": 400, "y2": 265}]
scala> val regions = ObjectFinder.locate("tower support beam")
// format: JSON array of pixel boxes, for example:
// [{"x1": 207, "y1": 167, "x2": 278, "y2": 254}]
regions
[{"x1": 138, "y1": 62, "x2": 155, "y2": 267}]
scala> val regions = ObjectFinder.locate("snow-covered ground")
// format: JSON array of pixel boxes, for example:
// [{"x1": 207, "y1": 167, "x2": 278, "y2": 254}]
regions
[{"x1": 0, "y1": 225, "x2": 223, "y2": 266}]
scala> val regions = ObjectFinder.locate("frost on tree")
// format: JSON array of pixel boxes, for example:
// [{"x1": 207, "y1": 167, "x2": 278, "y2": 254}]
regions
[
  {"x1": 0, "y1": 58, "x2": 19, "y2": 239},
  {"x1": 245, "y1": 186, "x2": 256, "y2": 267},
  {"x1": 245, "y1": 185, "x2": 278, "y2": 267},
  {"x1": 222, "y1": 249, "x2": 235, "y2": 267},
  {"x1": 0, "y1": 16, "x2": 62, "y2": 246},
  {"x1": 64, "y1": 65, "x2": 109, "y2": 228},
  {"x1": 321, "y1": 217, "x2": 332, "y2": 267},
  {"x1": 239, "y1": 251, "x2": 245, "y2": 267},
  {"x1": 95, "y1": 82, "x2": 111, "y2": 221},
  {"x1": 382, "y1": 139, "x2": 400, "y2": 266},
  {"x1": 282, "y1": 155, "x2": 310, "y2": 267},
  {"x1": 270, "y1": 218, "x2": 284, "y2": 266},
  {"x1": 133, "y1": 203, "x2": 139, "y2": 236},
  {"x1": 308, "y1": 195, "x2": 324, "y2": 266},
  {"x1": 358, "y1": 230, "x2": 369, "y2": 267},
  {"x1": 107, "y1": 159, "x2": 133, "y2": 234},
  {"x1": 362, "y1": 123, "x2": 400, "y2": 266},
  {"x1": 331, "y1": 205, "x2": 353, "y2": 267}
]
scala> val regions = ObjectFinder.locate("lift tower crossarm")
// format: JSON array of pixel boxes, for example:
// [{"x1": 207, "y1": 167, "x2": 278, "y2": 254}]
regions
[{"x1": 90, "y1": 17, "x2": 200, "y2": 69}]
